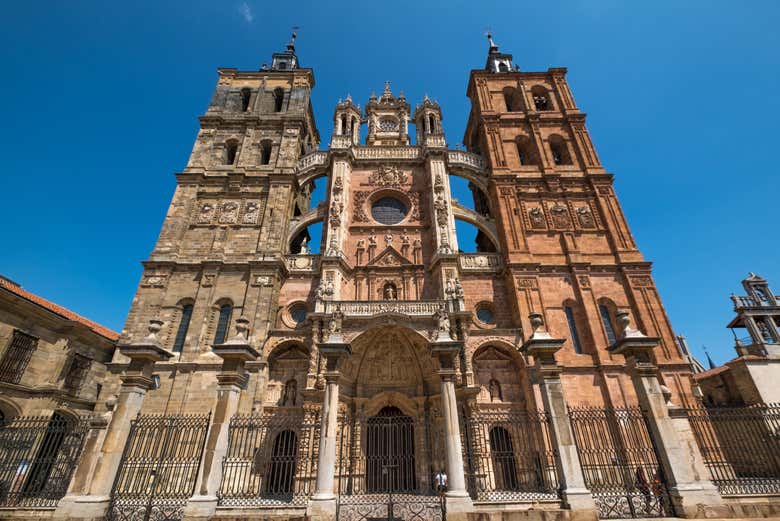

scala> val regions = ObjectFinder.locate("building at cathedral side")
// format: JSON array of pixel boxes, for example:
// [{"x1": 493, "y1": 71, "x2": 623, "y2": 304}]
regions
[{"x1": 3, "y1": 34, "x2": 780, "y2": 521}]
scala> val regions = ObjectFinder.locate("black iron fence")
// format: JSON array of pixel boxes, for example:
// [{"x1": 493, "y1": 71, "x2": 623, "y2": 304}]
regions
[
  {"x1": 219, "y1": 409, "x2": 320, "y2": 506},
  {"x1": 0, "y1": 413, "x2": 88, "y2": 507},
  {"x1": 686, "y1": 404, "x2": 780, "y2": 496},
  {"x1": 568, "y1": 406, "x2": 672, "y2": 519},
  {"x1": 461, "y1": 409, "x2": 559, "y2": 502},
  {"x1": 107, "y1": 413, "x2": 210, "y2": 521}
]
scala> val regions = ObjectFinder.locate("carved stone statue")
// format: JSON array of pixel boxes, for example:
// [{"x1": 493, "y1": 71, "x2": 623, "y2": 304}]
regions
[
  {"x1": 488, "y1": 378, "x2": 502, "y2": 402},
  {"x1": 445, "y1": 278, "x2": 455, "y2": 299},
  {"x1": 329, "y1": 305, "x2": 344, "y2": 336},
  {"x1": 413, "y1": 238, "x2": 422, "y2": 248},
  {"x1": 356, "y1": 239, "x2": 366, "y2": 249},
  {"x1": 384, "y1": 283, "x2": 398, "y2": 301},
  {"x1": 401, "y1": 234, "x2": 410, "y2": 245},
  {"x1": 434, "y1": 303, "x2": 450, "y2": 336},
  {"x1": 385, "y1": 233, "x2": 393, "y2": 247},
  {"x1": 299, "y1": 236, "x2": 309, "y2": 254},
  {"x1": 454, "y1": 278, "x2": 464, "y2": 299},
  {"x1": 282, "y1": 379, "x2": 297, "y2": 406},
  {"x1": 368, "y1": 235, "x2": 377, "y2": 247}
]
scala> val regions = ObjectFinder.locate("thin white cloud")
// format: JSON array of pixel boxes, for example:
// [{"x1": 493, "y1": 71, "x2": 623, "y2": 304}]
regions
[{"x1": 239, "y1": 2, "x2": 254, "y2": 23}]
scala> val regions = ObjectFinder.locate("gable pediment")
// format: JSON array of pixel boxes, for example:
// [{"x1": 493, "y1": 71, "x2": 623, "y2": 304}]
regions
[{"x1": 367, "y1": 247, "x2": 412, "y2": 268}]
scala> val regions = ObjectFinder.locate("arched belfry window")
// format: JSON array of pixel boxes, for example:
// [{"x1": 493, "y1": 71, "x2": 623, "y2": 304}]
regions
[
  {"x1": 240, "y1": 88, "x2": 251, "y2": 112},
  {"x1": 260, "y1": 140, "x2": 272, "y2": 165},
  {"x1": 599, "y1": 304, "x2": 617, "y2": 346},
  {"x1": 549, "y1": 136, "x2": 572, "y2": 166},
  {"x1": 273, "y1": 88, "x2": 284, "y2": 112},
  {"x1": 172, "y1": 303, "x2": 193, "y2": 353},
  {"x1": 531, "y1": 86, "x2": 552, "y2": 111},
  {"x1": 214, "y1": 303, "x2": 233, "y2": 345},
  {"x1": 225, "y1": 141, "x2": 238, "y2": 165},
  {"x1": 565, "y1": 305, "x2": 584, "y2": 354},
  {"x1": 428, "y1": 114, "x2": 436, "y2": 133}
]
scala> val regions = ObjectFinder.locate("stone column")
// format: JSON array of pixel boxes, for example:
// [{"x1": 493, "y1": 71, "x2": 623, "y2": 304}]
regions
[
  {"x1": 522, "y1": 313, "x2": 597, "y2": 521},
  {"x1": 430, "y1": 330, "x2": 472, "y2": 515},
  {"x1": 56, "y1": 320, "x2": 172, "y2": 520},
  {"x1": 184, "y1": 317, "x2": 259, "y2": 519},
  {"x1": 609, "y1": 310, "x2": 725, "y2": 518},
  {"x1": 309, "y1": 338, "x2": 351, "y2": 520}
]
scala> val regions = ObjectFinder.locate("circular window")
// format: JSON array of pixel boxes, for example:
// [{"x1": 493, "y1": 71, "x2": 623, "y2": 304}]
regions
[
  {"x1": 371, "y1": 197, "x2": 408, "y2": 225},
  {"x1": 290, "y1": 305, "x2": 307, "y2": 326},
  {"x1": 476, "y1": 304, "x2": 496, "y2": 325}
]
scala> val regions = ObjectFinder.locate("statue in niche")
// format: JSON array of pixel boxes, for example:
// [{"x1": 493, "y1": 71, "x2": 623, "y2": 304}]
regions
[
  {"x1": 282, "y1": 379, "x2": 297, "y2": 406},
  {"x1": 401, "y1": 235, "x2": 410, "y2": 246},
  {"x1": 299, "y1": 237, "x2": 309, "y2": 254},
  {"x1": 488, "y1": 378, "x2": 503, "y2": 402},
  {"x1": 384, "y1": 282, "x2": 398, "y2": 301},
  {"x1": 368, "y1": 235, "x2": 377, "y2": 248},
  {"x1": 445, "y1": 278, "x2": 455, "y2": 299},
  {"x1": 385, "y1": 233, "x2": 393, "y2": 247}
]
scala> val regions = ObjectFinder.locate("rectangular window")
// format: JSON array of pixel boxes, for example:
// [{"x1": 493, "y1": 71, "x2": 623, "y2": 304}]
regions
[
  {"x1": 63, "y1": 353, "x2": 91, "y2": 394},
  {"x1": 599, "y1": 305, "x2": 617, "y2": 345},
  {"x1": 0, "y1": 330, "x2": 39, "y2": 384},
  {"x1": 172, "y1": 304, "x2": 193, "y2": 353},
  {"x1": 565, "y1": 307, "x2": 583, "y2": 354}
]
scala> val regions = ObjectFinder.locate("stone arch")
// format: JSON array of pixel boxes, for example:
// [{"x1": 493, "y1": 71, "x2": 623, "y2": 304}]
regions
[
  {"x1": 342, "y1": 326, "x2": 439, "y2": 399},
  {"x1": 267, "y1": 342, "x2": 310, "y2": 407},
  {"x1": 471, "y1": 342, "x2": 531, "y2": 406},
  {"x1": 287, "y1": 204, "x2": 325, "y2": 252},
  {"x1": 0, "y1": 397, "x2": 22, "y2": 421},
  {"x1": 362, "y1": 391, "x2": 421, "y2": 419}
]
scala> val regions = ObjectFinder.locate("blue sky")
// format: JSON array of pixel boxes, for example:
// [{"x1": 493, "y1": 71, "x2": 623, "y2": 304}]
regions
[{"x1": 1, "y1": 1, "x2": 778, "y2": 365}]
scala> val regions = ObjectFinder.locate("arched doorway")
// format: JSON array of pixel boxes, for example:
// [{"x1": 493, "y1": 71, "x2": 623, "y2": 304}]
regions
[
  {"x1": 265, "y1": 430, "x2": 298, "y2": 498},
  {"x1": 489, "y1": 426, "x2": 519, "y2": 490},
  {"x1": 365, "y1": 406, "x2": 416, "y2": 493}
]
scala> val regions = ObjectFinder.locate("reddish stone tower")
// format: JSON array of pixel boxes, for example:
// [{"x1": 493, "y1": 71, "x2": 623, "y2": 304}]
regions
[{"x1": 463, "y1": 35, "x2": 694, "y2": 406}]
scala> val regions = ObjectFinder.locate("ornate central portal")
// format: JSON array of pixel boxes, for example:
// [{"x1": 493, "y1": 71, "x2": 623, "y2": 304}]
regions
[{"x1": 365, "y1": 407, "x2": 416, "y2": 493}]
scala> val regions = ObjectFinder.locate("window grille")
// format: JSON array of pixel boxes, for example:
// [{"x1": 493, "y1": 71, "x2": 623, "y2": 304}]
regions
[{"x1": 0, "y1": 330, "x2": 38, "y2": 384}]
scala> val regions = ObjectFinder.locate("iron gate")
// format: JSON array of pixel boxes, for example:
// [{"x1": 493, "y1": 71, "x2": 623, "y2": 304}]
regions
[
  {"x1": 568, "y1": 407, "x2": 672, "y2": 519},
  {"x1": 0, "y1": 413, "x2": 88, "y2": 507},
  {"x1": 218, "y1": 409, "x2": 320, "y2": 506},
  {"x1": 336, "y1": 407, "x2": 444, "y2": 521},
  {"x1": 107, "y1": 413, "x2": 210, "y2": 521}
]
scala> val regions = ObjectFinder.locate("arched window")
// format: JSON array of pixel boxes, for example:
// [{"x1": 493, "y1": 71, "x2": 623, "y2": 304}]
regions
[
  {"x1": 213, "y1": 303, "x2": 233, "y2": 345},
  {"x1": 531, "y1": 86, "x2": 552, "y2": 111},
  {"x1": 565, "y1": 306, "x2": 584, "y2": 354},
  {"x1": 599, "y1": 304, "x2": 617, "y2": 346},
  {"x1": 260, "y1": 140, "x2": 272, "y2": 165},
  {"x1": 516, "y1": 137, "x2": 537, "y2": 166},
  {"x1": 172, "y1": 303, "x2": 193, "y2": 353},
  {"x1": 225, "y1": 141, "x2": 238, "y2": 165},
  {"x1": 428, "y1": 114, "x2": 436, "y2": 133},
  {"x1": 489, "y1": 426, "x2": 519, "y2": 490},
  {"x1": 498, "y1": 62, "x2": 509, "y2": 72},
  {"x1": 273, "y1": 88, "x2": 284, "y2": 112},
  {"x1": 266, "y1": 430, "x2": 298, "y2": 497},
  {"x1": 340, "y1": 114, "x2": 348, "y2": 135},
  {"x1": 240, "y1": 88, "x2": 251, "y2": 112},
  {"x1": 549, "y1": 136, "x2": 572, "y2": 165}
]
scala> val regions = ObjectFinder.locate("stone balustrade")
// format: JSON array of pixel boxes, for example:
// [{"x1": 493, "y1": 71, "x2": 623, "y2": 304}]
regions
[
  {"x1": 352, "y1": 146, "x2": 421, "y2": 160},
  {"x1": 297, "y1": 151, "x2": 329, "y2": 172},
  {"x1": 322, "y1": 300, "x2": 443, "y2": 317},
  {"x1": 447, "y1": 150, "x2": 487, "y2": 172}
]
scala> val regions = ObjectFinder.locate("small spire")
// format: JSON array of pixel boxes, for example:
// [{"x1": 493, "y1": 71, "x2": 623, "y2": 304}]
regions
[
  {"x1": 383, "y1": 81, "x2": 392, "y2": 95},
  {"x1": 346, "y1": 93, "x2": 352, "y2": 103},
  {"x1": 704, "y1": 347, "x2": 716, "y2": 369}
]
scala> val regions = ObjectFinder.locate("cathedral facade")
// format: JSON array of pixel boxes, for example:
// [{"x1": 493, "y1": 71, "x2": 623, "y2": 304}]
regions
[{"x1": 5, "y1": 35, "x2": 780, "y2": 521}]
